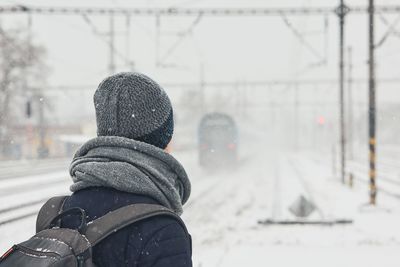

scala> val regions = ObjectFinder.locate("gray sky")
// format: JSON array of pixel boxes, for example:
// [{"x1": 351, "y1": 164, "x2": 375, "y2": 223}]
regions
[
  {"x1": 1, "y1": 0, "x2": 400, "y2": 122},
  {"x1": 0, "y1": 0, "x2": 398, "y2": 83}
]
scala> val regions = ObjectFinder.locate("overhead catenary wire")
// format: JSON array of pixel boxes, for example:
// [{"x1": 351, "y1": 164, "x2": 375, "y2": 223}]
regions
[
  {"x1": 0, "y1": 5, "x2": 400, "y2": 16},
  {"x1": 159, "y1": 13, "x2": 202, "y2": 64},
  {"x1": 378, "y1": 13, "x2": 400, "y2": 37},
  {"x1": 282, "y1": 14, "x2": 329, "y2": 78},
  {"x1": 375, "y1": 14, "x2": 400, "y2": 48},
  {"x1": 35, "y1": 77, "x2": 400, "y2": 92},
  {"x1": 281, "y1": 14, "x2": 323, "y2": 61},
  {"x1": 81, "y1": 14, "x2": 132, "y2": 68}
]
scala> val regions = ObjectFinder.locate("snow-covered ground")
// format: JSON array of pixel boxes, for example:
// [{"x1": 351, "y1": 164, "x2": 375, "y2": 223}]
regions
[
  {"x1": 180, "y1": 146, "x2": 400, "y2": 267},
  {"x1": 0, "y1": 139, "x2": 399, "y2": 266}
]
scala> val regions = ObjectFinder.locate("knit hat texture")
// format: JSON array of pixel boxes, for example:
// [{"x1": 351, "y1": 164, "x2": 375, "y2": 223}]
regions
[{"x1": 94, "y1": 72, "x2": 173, "y2": 149}]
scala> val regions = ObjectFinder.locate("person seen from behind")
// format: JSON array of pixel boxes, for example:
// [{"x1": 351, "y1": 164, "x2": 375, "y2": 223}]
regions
[{"x1": 62, "y1": 72, "x2": 192, "y2": 266}]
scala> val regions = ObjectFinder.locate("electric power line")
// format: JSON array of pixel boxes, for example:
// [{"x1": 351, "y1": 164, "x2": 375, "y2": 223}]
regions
[
  {"x1": 159, "y1": 13, "x2": 202, "y2": 63},
  {"x1": 81, "y1": 14, "x2": 132, "y2": 68},
  {"x1": 376, "y1": 14, "x2": 400, "y2": 48},
  {"x1": 281, "y1": 14, "x2": 324, "y2": 60},
  {"x1": 0, "y1": 5, "x2": 399, "y2": 16}
]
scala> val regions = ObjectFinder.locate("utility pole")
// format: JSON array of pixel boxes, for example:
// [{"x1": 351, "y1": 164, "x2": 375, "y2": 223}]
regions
[
  {"x1": 235, "y1": 81, "x2": 240, "y2": 117},
  {"x1": 368, "y1": 0, "x2": 377, "y2": 205},
  {"x1": 335, "y1": 0, "x2": 349, "y2": 184},
  {"x1": 26, "y1": 12, "x2": 32, "y2": 80},
  {"x1": 37, "y1": 95, "x2": 48, "y2": 158},
  {"x1": 25, "y1": 12, "x2": 34, "y2": 158},
  {"x1": 347, "y1": 46, "x2": 354, "y2": 160},
  {"x1": 108, "y1": 14, "x2": 115, "y2": 74},
  {"x1": 156, "y1": 15, "x2": 160, "y2": 67},
  {"x1": 242, "y1": 83, "x2": 248, "y2": 118},
  {"x1": 199, "y1": 63, "x2": 205, "y2": 115},
  {"x1": 125, "y1": 15, "x2": 134, "y2": 71},
  {"x1": 294, "y1": 84, "x2": 299, "y2": 151}
]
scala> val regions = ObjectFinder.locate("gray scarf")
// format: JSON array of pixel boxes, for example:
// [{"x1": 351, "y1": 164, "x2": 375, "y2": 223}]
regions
[{"x1": 69, "y1": 136, "x2": 191, "y2": 215}]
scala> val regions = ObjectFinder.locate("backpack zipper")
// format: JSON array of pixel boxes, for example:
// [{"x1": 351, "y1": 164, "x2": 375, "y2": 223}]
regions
[{"x1": 15, "y1": 244, "x2": 60, "y2": 259}]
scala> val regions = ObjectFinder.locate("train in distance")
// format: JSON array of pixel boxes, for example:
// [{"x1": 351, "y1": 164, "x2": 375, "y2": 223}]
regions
[{"x1": 198, "y1": 112, "x2": 238, "y2": 168}]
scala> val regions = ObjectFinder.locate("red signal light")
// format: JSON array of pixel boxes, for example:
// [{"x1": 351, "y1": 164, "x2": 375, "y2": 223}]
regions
[
  {"x1": 317, "y1": 116, "x2": 326, "y2": 125},
  {"x1": 227, "y1": 143, "x2": 236, "y2": 150}
]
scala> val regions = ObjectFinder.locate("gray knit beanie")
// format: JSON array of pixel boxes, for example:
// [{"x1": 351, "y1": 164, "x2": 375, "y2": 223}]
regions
[{"x1": 94, "y1": 72, "x2": 174, "y2": 149}]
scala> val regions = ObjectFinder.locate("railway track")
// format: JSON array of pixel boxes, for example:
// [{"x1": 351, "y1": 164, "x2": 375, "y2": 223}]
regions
[
  {"x1": 0, "y1": 186, "x2": 70, "y2": 226},
  {"x1": 350, "y1": 172, "x2": 400, "y2": 199},
  {"x1": 0, "y1": 159, "x2": 70, "y2": 181},
  {"x1": 0, "y1": 164, "x2": 236, "y2": 227},
  {"x1": 0, "y1": 198, "x2": 48, "y2": 226},
  {"x1": 265, "y1": 154, "x2": 327, "y2": 222},
  {"x1": 313, "y1": 153, "x2": 400, "y2": 200},
  {"x1": 348, "y1": 161, "x2": 400, "y2": 187},
  {"x1": 185, "y1": 155, "x2": 252, "y2": 209},
  {"x1": 347, "y1": 160, "x2": 400, "y2": 200},
  {"x1": 0, "y1": 170, "x2": 70, "y2": 227},
  {"x1": 287, "y1": 157, "x2": 326, "y2": 219}
]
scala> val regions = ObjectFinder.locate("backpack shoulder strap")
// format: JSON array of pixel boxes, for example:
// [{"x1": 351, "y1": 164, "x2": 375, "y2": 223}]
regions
[
  {"x1": 85, "y1": 204, "x2": 186, "y2": 246},
  {"x1": 36, "y1": 196, "x2": 69, "y2": 233}
]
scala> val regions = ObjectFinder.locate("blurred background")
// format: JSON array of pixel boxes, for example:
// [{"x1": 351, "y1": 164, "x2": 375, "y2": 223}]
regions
[
  {"x1": 0, "y1": 0, "x2": 399, "y2": 160},
  {"x1": 0, "y1": 0, "x2": 400, "y2": 266}
]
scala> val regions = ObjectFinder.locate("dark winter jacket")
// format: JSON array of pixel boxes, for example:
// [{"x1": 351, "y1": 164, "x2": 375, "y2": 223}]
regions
[{"x1": 61, "y1": 187, "x2": 192, "y2": 267}]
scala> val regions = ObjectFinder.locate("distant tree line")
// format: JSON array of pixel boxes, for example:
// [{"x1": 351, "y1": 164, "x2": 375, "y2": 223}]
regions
[{"x1": 0, "y1": 24, "x2": 47, "y2": 158}]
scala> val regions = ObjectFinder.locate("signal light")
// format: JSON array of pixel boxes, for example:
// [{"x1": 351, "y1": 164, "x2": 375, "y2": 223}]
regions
[
  {"x1": 317, "y1": 116, "x2": 326, "y2": 125},
  {"x1": 227, "y1": 143, "x2": 236, "y2": 150}
]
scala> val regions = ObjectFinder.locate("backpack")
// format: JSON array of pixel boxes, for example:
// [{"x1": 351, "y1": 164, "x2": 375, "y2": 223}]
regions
[{"x1": 0, "y1": 196, "x2": 185, "y2": 267}]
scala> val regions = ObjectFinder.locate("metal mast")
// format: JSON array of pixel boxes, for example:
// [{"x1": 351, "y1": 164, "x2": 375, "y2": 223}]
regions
[
  {"x1": 335, "y1": 0, "x2": 350, "y2": 184},
  {"x1": 368, "y1": 0, "x2": 377, "y2": 205}
]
